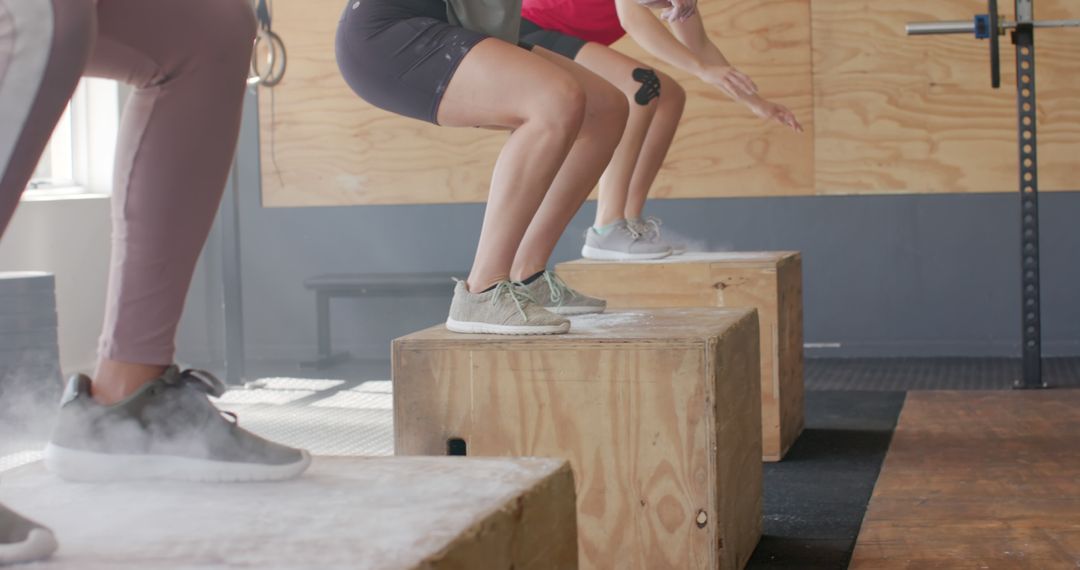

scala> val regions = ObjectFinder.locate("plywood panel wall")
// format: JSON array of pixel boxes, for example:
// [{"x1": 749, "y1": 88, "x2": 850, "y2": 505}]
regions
[
  {"x1": 608, "y1": 0, "x2": 816, "y2": 200},
  {"x1": 258, "y1": 0, "x2": 814, "y2": 206},
  {"x1": 259, "y1": 0, "x2": 1079, "y2": 207},
  {"x1": 258, "y1": 0, "x2": 503, "y2": 206},
  {"x1": 812, "y1": 0, "x2": 1080, "y2": 194}
]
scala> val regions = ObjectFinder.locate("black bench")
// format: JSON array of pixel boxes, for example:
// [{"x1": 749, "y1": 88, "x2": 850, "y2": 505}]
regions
[{"x1": 303, "y1": 272, "x2": 462, "y2": 368}]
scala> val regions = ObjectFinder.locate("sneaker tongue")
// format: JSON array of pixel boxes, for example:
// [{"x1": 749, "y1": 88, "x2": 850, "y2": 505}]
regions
[
  {"x1": 187, "y1": 370, "x2": 227, "y2": 398},
  {"x1": 629, "y1": 217, "x2": 659, "y2": 236}
]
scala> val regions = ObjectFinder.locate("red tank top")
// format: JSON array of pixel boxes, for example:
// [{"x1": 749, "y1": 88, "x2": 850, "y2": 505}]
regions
[{"x1": 521, "y1": 0, "x2": 626, "y2": 46}]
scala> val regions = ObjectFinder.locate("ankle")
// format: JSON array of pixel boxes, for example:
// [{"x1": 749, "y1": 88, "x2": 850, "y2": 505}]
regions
[
  {"x1": 594, "y1": 214, "x2": 624, "y2": 228},
  {"x1": 466, "y1": 277, "x2": 504, "y2": 294},
  {"x1": 520, "y1": 270, "x2": 546, "y2": 285},
  {"x1": 592, "y1": 219, "x2": 624, "y2": 236},
  {"x1": 91, "y1": 360, "x2": 168, "y2": 405},
  {"x1": 510, "y1": 268, "x2": 545, "y2": 283}
]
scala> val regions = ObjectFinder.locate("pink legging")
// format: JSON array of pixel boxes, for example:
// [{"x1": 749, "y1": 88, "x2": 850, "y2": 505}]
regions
[{"x1": 0, "y1": 0, "x2": 256, "y2": 364}]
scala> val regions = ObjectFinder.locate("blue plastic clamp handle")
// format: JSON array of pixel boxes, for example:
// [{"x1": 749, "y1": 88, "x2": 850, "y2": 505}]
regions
[{"x1": 974, "y1": 14, "x2": 991, "y2": 39}]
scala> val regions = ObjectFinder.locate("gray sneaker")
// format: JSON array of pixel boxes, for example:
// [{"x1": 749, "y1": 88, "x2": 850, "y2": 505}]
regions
[
  {"x1": 629, "y1": 216, "x2": 687, "y2": 255},
  {"x1": 44, "y1": 367, "x2": 311, "y2": 483},
  {"x1": 582, "y1": 220, "x2": 672, "y2": 261},
  {"x1": 519, "y1": 271, "x2": 606, "y2": 316},
  {"x1": 0, "y1": 503, "x2": 57, "y2": 566},
  {"x1": 446, "y1": 280, "x2": 569, "y2": 335}
]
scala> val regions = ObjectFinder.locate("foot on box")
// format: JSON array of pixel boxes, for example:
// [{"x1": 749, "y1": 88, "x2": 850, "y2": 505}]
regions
[
  {"x1": 519, "y1": 271, "x2": 605, "y2": 316},
  {"x1": 582, "y1": 220, "x2": 671, "y2": 261},
  {"x1": 44, "y1": 367, "x2": 312, "y2": 483},
  {"x1": 629, "y1": 216, "x2": 687, "y2": 255},
  {"x1": 0, "y1": 502, "x2": 57, "y2": 566},
  {"x1": 447, "y1": 280, "x2": 570, "y2": 335}
]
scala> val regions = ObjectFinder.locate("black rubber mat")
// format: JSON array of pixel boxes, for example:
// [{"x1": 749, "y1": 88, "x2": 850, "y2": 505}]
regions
[
  {"x1": 747, "y1": 391, "x2": 907, "y2": 570},
  {"x1": 805, "y1": 357, "x2": 1080, "y2": 391}
]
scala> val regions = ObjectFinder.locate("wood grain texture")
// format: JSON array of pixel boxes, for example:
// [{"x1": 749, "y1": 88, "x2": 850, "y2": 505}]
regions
[
  {"x1": 712, "y1": 309, "x2": 764, "y2": 569},
  {"x1": 258, "y1": 0, "x2": 1079, "y2": 205},
  {"x1": 432, "y1": 458, "x2": 581, "y2": 570},
  {"x1": 555, "y1": 252, "x2": 805, "y2": 461},
  {"x1": 812, "y1": 0, "x2": 1080, "y2": 193},
  {"x1": 0, "y1": 457, "x2": 578, "y2": 570},
  {"x1": 257, "y1": 0, "x2": 503, "y2": 207},
  {"x1": 850, "y1": 391, "x2": 1080, "y2": 569},
  {"x1": 257, "y1": 0, "x2": 813, "y2": 206},
  {"x1": 775, "y1": 255, "x2": 805, "y2": 460},
  {"x1": 393, "y1": 308, "x2": 763, "y2": 569},
  {"x1": 608, "y1": 0, "x2": 815, "y2": 200}
]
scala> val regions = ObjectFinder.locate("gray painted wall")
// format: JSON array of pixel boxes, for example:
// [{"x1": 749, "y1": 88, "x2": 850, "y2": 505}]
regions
[{"x1": 178, "y1": 92, "x2": 1080, "y2": 368}]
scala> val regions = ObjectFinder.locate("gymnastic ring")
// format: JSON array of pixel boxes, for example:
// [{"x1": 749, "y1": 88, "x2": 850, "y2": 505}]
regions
[
  {"x1": 249, "y1": 32, "x2": 274, "y2": 85},
  {"x1": 251, "y1": 30, "x2": 287, "y2": 87},
  {"x1": 251, "y1": 30, "x2": 286, "y2": 86}
]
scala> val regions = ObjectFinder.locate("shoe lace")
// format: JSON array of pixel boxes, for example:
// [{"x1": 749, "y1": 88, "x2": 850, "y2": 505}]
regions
[
  {"x1": 621, "y1": 223, "x2": 643, "y2": 240},
  {"x1": 542, "y1": 272, "x2": 578, "y2": 306},
  {"x1": 630, "y1": 217, "x2": 663, "y2": 239},
  {"x1": 160, "y1": 368, "x2": 238, "y2": 424},
  {"x1": 167, "y1": 368, "x2": 227, "y2": 398},
  {"x1": 492, "y1": 280, "x2": 536, "y2": 322}
]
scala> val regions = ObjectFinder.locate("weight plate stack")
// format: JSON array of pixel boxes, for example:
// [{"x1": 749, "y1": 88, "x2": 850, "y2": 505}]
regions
[{"x1": 0, "y1": 272, "x2": 63, "y2": 438}]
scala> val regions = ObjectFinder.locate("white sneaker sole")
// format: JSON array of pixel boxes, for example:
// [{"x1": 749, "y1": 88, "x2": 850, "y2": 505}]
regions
[
  {"x1": 43, "y1": 443, "x2": 312, "y2": 483},
  {"x1": 547, "y1": 305, "x2": 605, "y2": 316},
  {"x1": 445, "y1": 318, "x2": 569, "y2": 335},
  {"x1": 0, "y1": 529, "x2": 57, "y2": 566},
  {"x1": 581, "y1": 245, "x2": 672, "y2": 261}
]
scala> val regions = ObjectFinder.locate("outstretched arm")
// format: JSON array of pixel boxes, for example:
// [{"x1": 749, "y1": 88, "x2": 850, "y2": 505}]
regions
[
  {"x1": 667, "y1": 7, "x2": 723, "y2": 65},
  {"x1": 620, "y1": 0, "x2": 803, "y2": 132},
  {"x1": 615, "y1": 0, "x2": 696, "y2": 72}
]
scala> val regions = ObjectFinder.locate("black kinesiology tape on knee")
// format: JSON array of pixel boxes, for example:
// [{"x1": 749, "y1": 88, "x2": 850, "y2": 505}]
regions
[{"x1": 632, "y1": 68, "x2": 661, "y2": 105}]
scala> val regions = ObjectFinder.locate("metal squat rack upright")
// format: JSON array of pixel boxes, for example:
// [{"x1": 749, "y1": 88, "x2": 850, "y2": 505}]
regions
[{"x1": 907, "y1": 0, "x2": 1080, "y2": 389}]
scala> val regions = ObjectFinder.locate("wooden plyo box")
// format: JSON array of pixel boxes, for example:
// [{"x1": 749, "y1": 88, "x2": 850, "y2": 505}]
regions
[
  {"x1": 394, "y1": 308, "x2": 763, "y2": 570},
  {"x1": 0, "y1": 457, "x2": 578, "y2": 569},
  {"x1": 556, "y1": 252, "x2": 805, "y2": 462}
]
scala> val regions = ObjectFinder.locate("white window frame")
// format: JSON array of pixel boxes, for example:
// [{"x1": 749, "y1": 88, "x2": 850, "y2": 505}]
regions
[{"x1": 25, "y1": 78, "x2": 120, "y2": 198}]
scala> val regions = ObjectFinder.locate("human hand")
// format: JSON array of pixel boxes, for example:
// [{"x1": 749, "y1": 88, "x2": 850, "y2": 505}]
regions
[
  {"x1": 636, "y1": 0, "x2": 696, "y2": 22},
  {"x1": 661, "y1": 0, "x2": 696, "y2": 22},
  {"x1": 698, "y1": 65, "x2": 758, "y2": 100},
  {"x1": 748, "y1": 99, "x2": 803, "y2": 132}
]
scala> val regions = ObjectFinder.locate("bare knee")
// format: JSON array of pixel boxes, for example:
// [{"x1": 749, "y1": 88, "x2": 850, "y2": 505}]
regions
[
  {"x1": 527, "y1": 72, "x2": 587, "y2": 138},
  {"x1": 594, "y1": 79, "x2": 629, "y2": 131},
  {"x1": 658, "y1": 73, "x2": 687, "y2": 118}
]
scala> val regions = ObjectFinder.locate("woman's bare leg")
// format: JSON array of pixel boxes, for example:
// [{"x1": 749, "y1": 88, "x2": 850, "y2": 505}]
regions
[
  {"x1": 572, "y1": 44, "x2": 686, "y2": 224},
  {"x1": 437, "y1": 39, "x2": 587, "y2": 293},
  {"x1": 624, "y1": 71, "x2": 685, "y2": 220},
  {"x1": 510, "y1": 47, "x2": 628, "y2": 279}
]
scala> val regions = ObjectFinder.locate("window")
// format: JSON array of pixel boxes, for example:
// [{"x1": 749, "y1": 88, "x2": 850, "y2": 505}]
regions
[
  {"x1": 28, "y1": 102, "x2": 74, "y2": 190},
  {"x1": 26, "y1": 79, "x2": 120, "y2": 197}
]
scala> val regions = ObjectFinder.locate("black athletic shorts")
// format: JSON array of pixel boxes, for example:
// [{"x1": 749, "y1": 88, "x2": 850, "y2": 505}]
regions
[
  {"x1": 335, "y1": 0, "x2": 490, "y2": 124},
  {"x1": 519, "y1": 18, "x2": 588, "y2": 60}
]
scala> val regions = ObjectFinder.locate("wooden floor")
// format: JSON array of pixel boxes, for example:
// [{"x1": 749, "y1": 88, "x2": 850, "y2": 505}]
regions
[{"x1": 851, "y1": 390, "x2": 1080, "y2": 569}]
